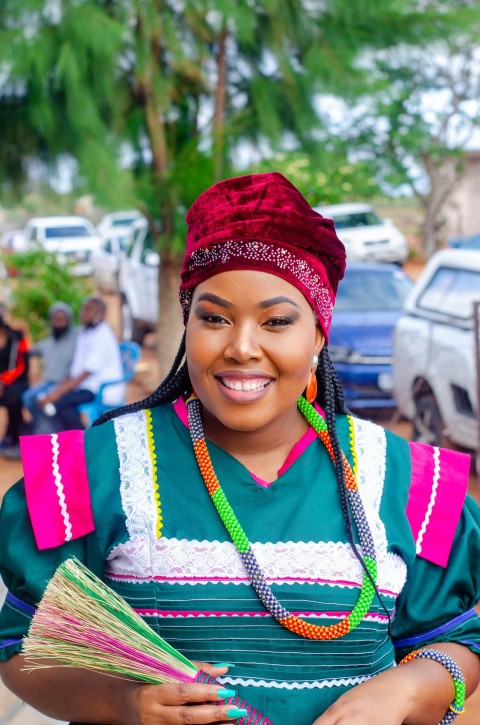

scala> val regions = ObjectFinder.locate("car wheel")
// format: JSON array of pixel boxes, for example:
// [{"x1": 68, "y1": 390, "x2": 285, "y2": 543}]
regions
[
  {"x1": 120, "y1": 296, "x2": 144, "y2": 345},
  {"x1": 412, "y1": 394, "x2": 448, "y2": 447}
]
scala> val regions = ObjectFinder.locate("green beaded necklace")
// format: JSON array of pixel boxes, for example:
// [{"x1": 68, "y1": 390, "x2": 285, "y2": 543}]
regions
[{"x1": 187, "y1": 394, "x2": 378, "y2": 640}]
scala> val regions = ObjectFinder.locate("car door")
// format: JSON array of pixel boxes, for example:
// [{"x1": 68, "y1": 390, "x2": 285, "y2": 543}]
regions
[
  {"x1": 416, "y1": 266, "x2": 479, "y2": 449},
  {"x1": 137, "y1": 227, "x2": 159, "y2": 324}
]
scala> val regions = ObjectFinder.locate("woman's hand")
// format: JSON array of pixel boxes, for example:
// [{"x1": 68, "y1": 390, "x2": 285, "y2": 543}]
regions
[
  {"x1": 0, "y1": 656, "x2": 244, "y2": 725},
  {"x1": 310, "y1": 668, "x2": 413, "y2": 725},
  {"x1": 122, "y1": 663, "x2": 246, "y2": 725}
]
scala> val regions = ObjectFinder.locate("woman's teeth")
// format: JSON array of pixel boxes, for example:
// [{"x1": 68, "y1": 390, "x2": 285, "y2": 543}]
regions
[{"x1": 221, "y1": 379, "x2": 270, "y2": 392}]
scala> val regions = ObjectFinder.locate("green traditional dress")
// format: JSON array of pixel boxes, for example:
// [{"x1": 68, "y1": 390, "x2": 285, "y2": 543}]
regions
[{"x1": 1, "y1": 398, "x2": 480, "y2": 725}]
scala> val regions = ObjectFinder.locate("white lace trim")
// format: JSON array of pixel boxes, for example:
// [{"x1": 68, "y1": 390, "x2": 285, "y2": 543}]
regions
[
  {"x1": 112, "y1": 413, "x2": 407, "y2": 594},
  {"x1": 351, "y1": 417, "x2": 389, "y2": 560},
  {"x1": 217, "y1": 675, "x2": 374, "y2": 689},
  {"x1": 106, "y1": 536, "x2": 407, "y2": 594},
  {"x1": 114, "y1": 411, "x2": 158, "y2": 540},
  {"x1": 138, "y1": 611, "x2": 389, "y2": 622}
]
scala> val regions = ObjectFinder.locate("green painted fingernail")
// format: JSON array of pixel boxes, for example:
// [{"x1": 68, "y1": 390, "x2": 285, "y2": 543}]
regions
[
  {"x1": 227, "y1": 708, "x2": 247, "y2": 718},
  {"x1": 218, "y1": 688, "x2": 235, "y2": 698},
  {"x1": 214, "y1": 662, "x2": 235, "y2": 668}
]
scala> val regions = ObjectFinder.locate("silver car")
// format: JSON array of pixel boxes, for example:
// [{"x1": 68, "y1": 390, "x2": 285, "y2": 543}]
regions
[{"x1": 393, "y1": 248, "x2": 480, "y2": 451}]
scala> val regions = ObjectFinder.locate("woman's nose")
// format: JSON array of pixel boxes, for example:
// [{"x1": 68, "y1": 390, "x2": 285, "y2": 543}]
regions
[{"x1": 224, "y1": 322, "x2": 261, "y2": 361}]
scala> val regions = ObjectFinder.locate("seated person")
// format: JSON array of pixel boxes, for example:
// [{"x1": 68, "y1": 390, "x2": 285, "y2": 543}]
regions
[
  {"x1": 31, "y1": 296, "x2": 125, "y2": 433},
  {"x1": 22, "y1": 302, "x2": 78, "y2": 413},
  {"x1": 0, "y1": 304, "x2": 29, "y2": 459}
]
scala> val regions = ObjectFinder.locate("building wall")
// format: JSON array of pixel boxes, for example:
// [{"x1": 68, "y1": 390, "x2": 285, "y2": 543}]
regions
[{"x1": 444, "y1": 152, "x2": 480, "y2": 240}]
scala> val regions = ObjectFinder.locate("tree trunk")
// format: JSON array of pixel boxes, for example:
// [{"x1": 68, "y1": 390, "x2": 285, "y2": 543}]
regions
[
  {"x1": 213, "y1": 24, "x2": 228, "y2": 181},
  {"x1": 157, "y1": 255, "x2": 184, "y2": 379},
  {"x1": 419, "y1": 155, "x2": 463, "y2": 258}
]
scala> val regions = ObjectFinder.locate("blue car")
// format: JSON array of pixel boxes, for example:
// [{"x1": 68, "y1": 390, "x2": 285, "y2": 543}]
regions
[
  {"x1": 328, "y1": 263, "x2": 413, "y2": 410},
  {"x1": 447, "y1": 232, "x2": 480, "y2": 250}
]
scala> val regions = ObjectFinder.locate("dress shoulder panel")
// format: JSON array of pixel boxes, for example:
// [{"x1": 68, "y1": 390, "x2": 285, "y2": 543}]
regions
[
  {"x1": 407, "y1": 441, "x2": 470, "y2": 567},
  {"x1": 19, "y1": 430, "x2": 95, "y2": 550}
]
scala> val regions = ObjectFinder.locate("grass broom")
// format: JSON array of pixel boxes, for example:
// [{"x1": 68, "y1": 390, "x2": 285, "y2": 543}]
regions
[{"x1": 22, "y1": 557, "x2": 273, "y2": 723}]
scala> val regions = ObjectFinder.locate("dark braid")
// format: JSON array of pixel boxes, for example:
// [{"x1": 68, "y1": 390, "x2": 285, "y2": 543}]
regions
[
  {"x1": 92, "y1": 332, "x2": 192, "y2": 426},
  {"x1": 317, "y1": 346, "x2": 392, "y2": 632}
]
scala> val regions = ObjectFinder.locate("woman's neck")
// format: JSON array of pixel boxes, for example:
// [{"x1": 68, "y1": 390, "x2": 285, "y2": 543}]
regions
[{"x1": 202, "y1": 406, "x2": 309, "y2": 482}]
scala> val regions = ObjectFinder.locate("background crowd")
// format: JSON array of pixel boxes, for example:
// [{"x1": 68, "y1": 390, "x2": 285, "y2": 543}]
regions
[{"x1": 0, "y1": 297, "x2": 124, "y2": 459}]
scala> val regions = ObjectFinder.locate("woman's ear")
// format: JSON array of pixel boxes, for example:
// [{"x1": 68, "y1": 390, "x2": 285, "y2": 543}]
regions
[{"x1": 314, "y1": 324, "x2": 326, "y2": 357}]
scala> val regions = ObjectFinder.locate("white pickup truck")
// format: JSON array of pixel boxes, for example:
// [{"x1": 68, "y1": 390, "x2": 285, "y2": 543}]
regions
[
  {"x1": 393, "y1": 248, "x2": 480, "y2": 452},
  {"x1": 118, "y1": 219, "x2": 159, "y2": 344}
]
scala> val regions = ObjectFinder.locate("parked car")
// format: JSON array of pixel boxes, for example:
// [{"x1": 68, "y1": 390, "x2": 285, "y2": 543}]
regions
[
  {"x1": 118, "y1": 219, "x2": 159, "y2": 343},
  {"x1": 97, "y1": 210, "x2": 146, "y2": 244},
  {"x1": 91, "y1": 233, "x2": 130, "y2": 293},
  {"x1": 329, "y1": 263, "x2": 413, "y2": 410},
  {"x1": 23, "y1": 215, "x2": 103, "y2": 276},
  {"x1": 393, "y1": 248, "x2": 480, "y2": 451},
  {"x1": 447, "y1": 231, "x2": 480, "y2": 251},
  {"x1": 314, "y1": 202, "x2": 408, "y2": 264}
]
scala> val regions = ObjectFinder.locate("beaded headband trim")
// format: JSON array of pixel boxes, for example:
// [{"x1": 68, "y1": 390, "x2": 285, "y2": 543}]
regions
[{"x1": 179, "y1": 239, "x2": 335, "y2": 337}]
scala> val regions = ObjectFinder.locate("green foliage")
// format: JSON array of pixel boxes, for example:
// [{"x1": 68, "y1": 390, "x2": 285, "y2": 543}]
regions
[
  {"x1": 3, "y1": 0, "x2": 475, "y2": 238},
  {"x1": 3, "y1": 250, "x2": 93, "y2": 341},
  {"x1": 2, "y1": 0, "x2": 480, "y2": 358},
  {"x1": 251, "y1": 151, "x2": 381, "y2": 206}
]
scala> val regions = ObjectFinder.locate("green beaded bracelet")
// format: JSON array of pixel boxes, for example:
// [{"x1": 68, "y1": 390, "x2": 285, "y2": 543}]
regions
[{"x1": 400, "y1": 647, "x2": 466, "y2": 724}]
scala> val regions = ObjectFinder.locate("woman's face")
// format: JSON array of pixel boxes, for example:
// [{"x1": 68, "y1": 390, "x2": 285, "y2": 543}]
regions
[{"x1": 186, "y1": 270, "x2": 324, "y2": 437}]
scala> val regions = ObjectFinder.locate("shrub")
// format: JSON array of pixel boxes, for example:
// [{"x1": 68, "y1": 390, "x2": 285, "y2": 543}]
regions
[{"x1": 3, "y1": 250, "x2": 94, "y2": 340}]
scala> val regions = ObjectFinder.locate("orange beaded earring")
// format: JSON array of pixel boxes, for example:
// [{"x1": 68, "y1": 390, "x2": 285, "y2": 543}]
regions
[{"x1": 306, "y1": 355, "x2": 319, "y2": 404}]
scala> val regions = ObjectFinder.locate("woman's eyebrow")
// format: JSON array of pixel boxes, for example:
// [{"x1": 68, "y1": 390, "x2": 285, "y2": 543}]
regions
[
  {"x1": 259, "y1": 296, "x2": 301, "y2": 310},
  {"x1": 195, "y1": 292, "x2": 301, "y2": 310},
  {"x1": 195, "y1": 292, "x2": 233, "y2": 308}
]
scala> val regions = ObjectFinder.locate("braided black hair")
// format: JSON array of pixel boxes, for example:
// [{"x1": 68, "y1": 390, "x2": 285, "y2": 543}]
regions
[
  {"x1": 93, "y1": 332, "x2": 190, "y2": 426},
  {"x1": 94, "y1": 338, "x2": 391, "y2": 631},
  {"x1": 317, "y1": 346, "x2": 392, "y2": 632}
]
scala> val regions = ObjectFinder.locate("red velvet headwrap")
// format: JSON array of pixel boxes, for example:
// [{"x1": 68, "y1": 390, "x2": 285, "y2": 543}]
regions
[{"x1": 180, "y1": 172, "x2": 346, "y2": 338}]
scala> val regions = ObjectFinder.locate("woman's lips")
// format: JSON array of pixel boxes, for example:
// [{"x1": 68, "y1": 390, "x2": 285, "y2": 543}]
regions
[
  {"x1": 221, "y1": 378, "x2": 270, "y2": 392},
  {"x1": 214, "y1": 373, "x2": 274, "y2": 401}
]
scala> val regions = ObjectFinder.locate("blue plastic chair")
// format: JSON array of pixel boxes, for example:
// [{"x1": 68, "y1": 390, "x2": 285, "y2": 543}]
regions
[{"x1": 78, "y1": 341, "x2": 141, "y2": 426}]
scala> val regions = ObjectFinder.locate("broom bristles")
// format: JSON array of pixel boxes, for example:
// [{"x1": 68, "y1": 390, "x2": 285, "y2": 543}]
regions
[{"x1": 22, "y1": 558, "x2": 199, "y2": 684}]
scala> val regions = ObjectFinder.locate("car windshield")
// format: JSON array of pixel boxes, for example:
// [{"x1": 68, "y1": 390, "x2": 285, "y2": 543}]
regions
[
  {"x1": 45, "y1": 226, "x2": 92, "y2": 238},
  {"x1": 112, "y1": 217, "x2": 138, "y2": 227},
  {"x1": 417, "y1": 266, "x2": 480, "y2": 319},
  {"x1": 331, "y1": 211, "x2": 382, "y2": 229},
  {"x1": 334, "y1": 268, "x2": 413, "y2": 312}
]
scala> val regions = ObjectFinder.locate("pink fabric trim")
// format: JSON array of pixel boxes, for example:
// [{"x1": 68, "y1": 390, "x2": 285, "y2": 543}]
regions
[
  {"x1": 173, "y1": 396, "x2": 189, "y2": 427},
  {"x1": 407, "y1": 442, "x2": 470, "y2": 567},
  {"x1": 20, "y1": 431, "x2": 95, "y2": 550},
  {"x1": 173, "y1": 397, "x2": 325, "y2": 487},
  {"x1": 106, "y1": 572, "x2": 396, "y2": 597},
  {"x1": 278, "y1": 425, "x2": 319, "y2": 477}
]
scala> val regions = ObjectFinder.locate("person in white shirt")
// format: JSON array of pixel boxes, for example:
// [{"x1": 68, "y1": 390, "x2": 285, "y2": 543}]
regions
[{"x1": 32, "y1": 296, "x2": 125, "y2": 432}]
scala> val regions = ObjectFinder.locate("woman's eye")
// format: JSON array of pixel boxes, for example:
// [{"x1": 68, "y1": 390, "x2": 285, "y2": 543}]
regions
[
  {"x1": 200, "y1": 313, "x2": 228, "y2": 325},
  {"x1": 264, "y1": 316, "x2": 294, "y2": 328}
]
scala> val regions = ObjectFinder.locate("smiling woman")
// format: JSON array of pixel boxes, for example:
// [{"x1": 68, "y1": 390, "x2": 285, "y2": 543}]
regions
[
  {"x1": 0, "y1": 173, "x2": 479, "y2": 725},
  {"x1": 186, "y1": 271, "x2": 323, "y2": 465}
]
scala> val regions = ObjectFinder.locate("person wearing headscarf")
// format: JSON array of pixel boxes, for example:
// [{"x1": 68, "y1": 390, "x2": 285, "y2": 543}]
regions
[
  {"x1": 30, "y1": 296, "x2": 124, "y2": 434},
  {"x1": 0, "y1": 173, "x2": 479, "y2": 724},
  {"x1": 22, "y1": 302, "x2": 78, "y2": 427}
]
